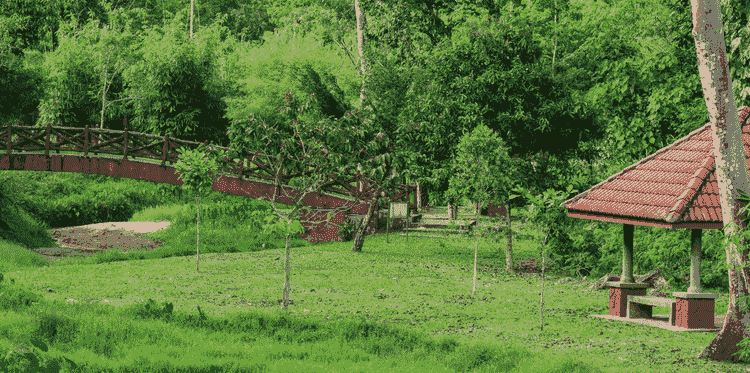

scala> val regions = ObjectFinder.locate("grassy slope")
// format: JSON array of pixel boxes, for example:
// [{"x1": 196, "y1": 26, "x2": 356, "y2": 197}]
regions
[{"x1": 0, "y1": 172, "x2": 747, "y2": 372}]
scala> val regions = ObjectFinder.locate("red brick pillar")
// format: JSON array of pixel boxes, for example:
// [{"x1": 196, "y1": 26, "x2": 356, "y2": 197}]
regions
[
  {"x1": 673, "y1": 292, "x2": 718, "y2": 329},
  {"x1": 607, "y1": 283, "x2": 648, "y2": 317}
]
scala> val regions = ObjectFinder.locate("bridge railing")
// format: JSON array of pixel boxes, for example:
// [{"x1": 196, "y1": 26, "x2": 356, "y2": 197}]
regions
[{"x1": 0, "y1": 120, "x2": 421, "y2": 214}]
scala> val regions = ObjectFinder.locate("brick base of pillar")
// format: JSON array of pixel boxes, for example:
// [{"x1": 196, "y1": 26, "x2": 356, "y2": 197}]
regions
[
  {"x1": 608, "y1": 283, "x2": 648, "y2": 317},
  {"x1": 673, "y1": 292, "x2": 718, "y2": 329}
]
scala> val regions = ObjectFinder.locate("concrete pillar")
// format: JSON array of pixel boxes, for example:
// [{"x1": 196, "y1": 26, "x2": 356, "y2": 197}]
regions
[
  {"x1": 687, "y1": 229, "x2": 703, "y2": 294},
  {"x1": 621, "y1": 224, "x2": 634, "y2": 283}
]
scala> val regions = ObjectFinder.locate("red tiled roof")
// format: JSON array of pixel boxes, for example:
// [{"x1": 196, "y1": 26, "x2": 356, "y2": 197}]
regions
[{"x1": 562, "y1": 106, "x2": 750, "y2": 230}]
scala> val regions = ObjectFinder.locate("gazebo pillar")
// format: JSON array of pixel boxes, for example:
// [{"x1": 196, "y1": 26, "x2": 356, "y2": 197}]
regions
[
  {"x1": 621, "y1": 223, "x2": 635, "y2": 283},
  {"x1": 673, "y1": 228, "x2": 718, "y2": 329},
  {"x1": 606, "y1": 224, "x2": 647, "y2": 317},
  {"x1": 687, "y1": 228, "x2": 703, "y2": 293}
]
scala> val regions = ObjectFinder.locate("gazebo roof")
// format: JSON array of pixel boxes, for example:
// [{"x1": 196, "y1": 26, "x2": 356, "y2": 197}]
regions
[{"x1": 562, "y1": 106, "x2": 750, "y2": 230}]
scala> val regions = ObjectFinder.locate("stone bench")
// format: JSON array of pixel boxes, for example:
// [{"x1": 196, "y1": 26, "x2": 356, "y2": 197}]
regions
[{"x1": 627, "y1": 296, "x2": 677, "y2": 326}]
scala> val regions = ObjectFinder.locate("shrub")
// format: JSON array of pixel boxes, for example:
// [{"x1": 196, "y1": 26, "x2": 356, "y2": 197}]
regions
[
  {"x1": 337, "y1": 219, "x2": 356, "y2": 241},
  {"x1": 128, "y1": 298, "x2": 175, "y2": 323},
  {"x1": 541, "y1": 216, "x2": 601, "y2": 278},
  {"x1": 0, "y1": 337, "x2": 79, "y2": 373}
]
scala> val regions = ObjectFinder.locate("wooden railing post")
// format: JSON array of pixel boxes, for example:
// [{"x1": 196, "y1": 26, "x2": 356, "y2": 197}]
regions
[
  {"x1": 237, "y1": 153, "x2": 243, "y2": 178},
  {"x1": 161, "y1": 133, "x2": 170, "y2": 166},
  {"x1": 6, "y1": 123, "x2": 11, "y2": 155},
  {"x1": 83, "y1": 125, "x2": 89, "y2": 157},
  {"x1": 416, "y1": 182, "x2": 422, "y2": 210},
  {"x1": 45, "y1": 121, "x2": 51, "y2": 158},
  {"x1": 122, "y1": 116, "x2": 128, "y2": 161}
]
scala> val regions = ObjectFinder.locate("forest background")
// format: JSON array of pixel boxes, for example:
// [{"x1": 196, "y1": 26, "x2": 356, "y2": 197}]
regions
[{"x1": 0, "y1": 0, "x2": 749, "y2": 291}]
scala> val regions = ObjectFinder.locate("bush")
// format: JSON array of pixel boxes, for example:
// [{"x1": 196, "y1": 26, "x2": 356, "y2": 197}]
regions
[
  {"x1": 127, "y1": 298, "x2": 175, "y2": 323},
  {"x1": 337, "y1": 219, "x2": 356, "y2": 241},
  {"x1": 520, "y1": 202, "x2": 601, "y2": 278},
  {"x1": 0, "y1": 337, "x2": 79, "y2": 373}
]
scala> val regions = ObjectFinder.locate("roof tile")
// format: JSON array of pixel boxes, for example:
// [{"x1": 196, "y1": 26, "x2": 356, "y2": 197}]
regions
[{"x1": 563, "y1": 106, "x2": 750, "y2": 229}]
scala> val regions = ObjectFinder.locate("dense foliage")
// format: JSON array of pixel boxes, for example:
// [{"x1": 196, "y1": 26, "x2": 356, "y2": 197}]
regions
[{"x1": 0, "y1": 0, "x2": 748, "y2": 289}]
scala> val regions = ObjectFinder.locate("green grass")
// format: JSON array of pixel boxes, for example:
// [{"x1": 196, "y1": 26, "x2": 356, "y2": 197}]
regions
[{"x1": 0, "y1": 173, "x2": 748, "y2": 372}]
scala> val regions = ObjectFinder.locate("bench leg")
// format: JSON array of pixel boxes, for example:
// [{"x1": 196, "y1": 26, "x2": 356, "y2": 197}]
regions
[{"x1": 628, "y1": 301, "x2": 652, "y2": 319}]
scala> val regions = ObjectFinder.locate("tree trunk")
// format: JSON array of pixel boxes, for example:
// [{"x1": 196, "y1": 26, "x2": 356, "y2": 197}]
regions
[
  {"x1": 692, "y1": 0, "x2": 750, "y2": 362},
  {"x1": 551, "y1": 0, "x2": 558, "y2": 80},
  {"x1": 190, "y1": 0, "x2": 195, "y2": 38},
  {"x1": 506, "y1": 203, "x2": 513, "y2": 270},
  {"x1": 355, "y1": 0, "x2": 367, "y2": 106},
  {"x1": 351, "y1": 194, "x2": 380, "y2": 252},
  {"x1": 540, "y1": 229, "x2": 550, "y2": 332},
  {"x1": 100, "y1": 62, "x2": 107, "y2": 130},
  {"x1": 283, "y1": 233, "x2": 291, "y2": 311},
  {"x1": 473, "y1": 208, "x2": 480, "y2": 294},
  {"x1": 196, "y1": 196, "x2": 201, "y2": 272}
]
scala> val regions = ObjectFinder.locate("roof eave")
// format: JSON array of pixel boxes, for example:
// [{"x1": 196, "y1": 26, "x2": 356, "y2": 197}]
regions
[{"x1": 566, "y1": 211, "x2": 723, "y2": 230}]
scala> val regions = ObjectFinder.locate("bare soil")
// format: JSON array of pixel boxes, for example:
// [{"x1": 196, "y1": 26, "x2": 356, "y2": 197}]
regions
[{"x1": 33, "y1": 227, "x2": 166, "y2": 265}]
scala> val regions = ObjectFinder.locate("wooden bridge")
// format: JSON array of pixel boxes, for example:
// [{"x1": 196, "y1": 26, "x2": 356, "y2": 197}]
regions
[{"x1": 0, "y1": 120, "x2": 422, "y2": 243}]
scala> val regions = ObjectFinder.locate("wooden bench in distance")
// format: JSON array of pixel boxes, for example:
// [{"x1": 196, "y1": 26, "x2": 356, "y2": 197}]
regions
[{"x1": 627, "y1": 296, "x2": 677, "y2": 326}]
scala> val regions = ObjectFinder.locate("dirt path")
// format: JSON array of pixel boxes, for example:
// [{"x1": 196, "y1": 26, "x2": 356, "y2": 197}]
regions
[{"x1": 33, "y1": 226, "x2": 166, "y2": 265}]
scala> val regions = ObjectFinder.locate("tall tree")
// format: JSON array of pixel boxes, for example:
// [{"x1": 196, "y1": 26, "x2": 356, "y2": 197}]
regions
[
  {"x1": 91, "y1": 6, "x2": 147, "y2": 130},
  {"x1": 190, "y1": 0, "x2": 195, "y2": 38},
  {"x1": 125, "y1": 15, "x2": 233, "y2": 147},
  {"x1": 690, "y1": 0, "x2": 750, "y2": 362},
  {"x1": 355, "y1": 0, "x2": 367, "y2": 106},
  {"x1": 721, "y1": 0, "x2": 750, "y2": 106}
]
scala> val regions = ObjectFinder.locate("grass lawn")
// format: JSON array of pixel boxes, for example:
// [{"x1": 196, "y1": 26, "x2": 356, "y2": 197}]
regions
[{"x1": 0, "y1": 199, "x2": 748, "y2": 372}]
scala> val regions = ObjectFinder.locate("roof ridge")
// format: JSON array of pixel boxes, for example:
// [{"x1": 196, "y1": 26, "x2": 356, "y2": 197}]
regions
[
  {"x1": 666, "y1": 156, "x2": 715, "y2": 223},
  {"x1": 560, "y1": 122, "x2": 714, "y2": 208}
]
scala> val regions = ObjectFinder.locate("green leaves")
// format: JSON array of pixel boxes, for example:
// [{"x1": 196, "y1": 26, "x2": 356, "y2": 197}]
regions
[
  {"x1": 510, "y1": 184, "x2": 577, "y2": 243},
  {"x1": 445, "y1": 123, "x2": 516, "y2": 226},
  {"x1": 0, "y1": 335, "x2": 78, "y2": 372},
  {"x1": 173, "y1": 143, "x2": 224, "y2": 199}
]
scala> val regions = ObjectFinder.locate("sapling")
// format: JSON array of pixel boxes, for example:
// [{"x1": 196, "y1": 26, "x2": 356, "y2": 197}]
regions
[
  {"x1": 444, "y1": 123, "x2": 516, "y2": 293},
  {"x1": 174, "y1": 142, "x2": 225, "y2": 272},
  {"x1": 510, "y1": 185, "x2": 576, "y2": 332}
]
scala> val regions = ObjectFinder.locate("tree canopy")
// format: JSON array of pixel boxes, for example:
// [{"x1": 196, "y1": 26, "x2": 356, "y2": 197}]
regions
[{"x1": 0, "y1": 0, "x2": 747, "y2": 208}]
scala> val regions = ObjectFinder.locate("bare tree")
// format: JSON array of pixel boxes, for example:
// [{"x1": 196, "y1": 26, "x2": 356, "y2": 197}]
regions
[{"x1": 691, "y1": 0, "x2": 750, "y2": 362}]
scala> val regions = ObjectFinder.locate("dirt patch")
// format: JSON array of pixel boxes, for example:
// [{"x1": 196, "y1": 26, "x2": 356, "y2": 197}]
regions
[{"x1": 33, "y1": 227, "x2": 166, "y2": 265}]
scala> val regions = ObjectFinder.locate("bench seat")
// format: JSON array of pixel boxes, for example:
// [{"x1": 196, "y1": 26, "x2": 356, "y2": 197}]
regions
[{"x1": 627, "y1": 296, "x2": 676, "y2": 326}]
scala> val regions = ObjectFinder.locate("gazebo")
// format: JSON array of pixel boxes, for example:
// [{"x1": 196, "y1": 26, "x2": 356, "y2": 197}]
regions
[{"x1": 560, "y1": 106, "x2": 750, "y2": 332}]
